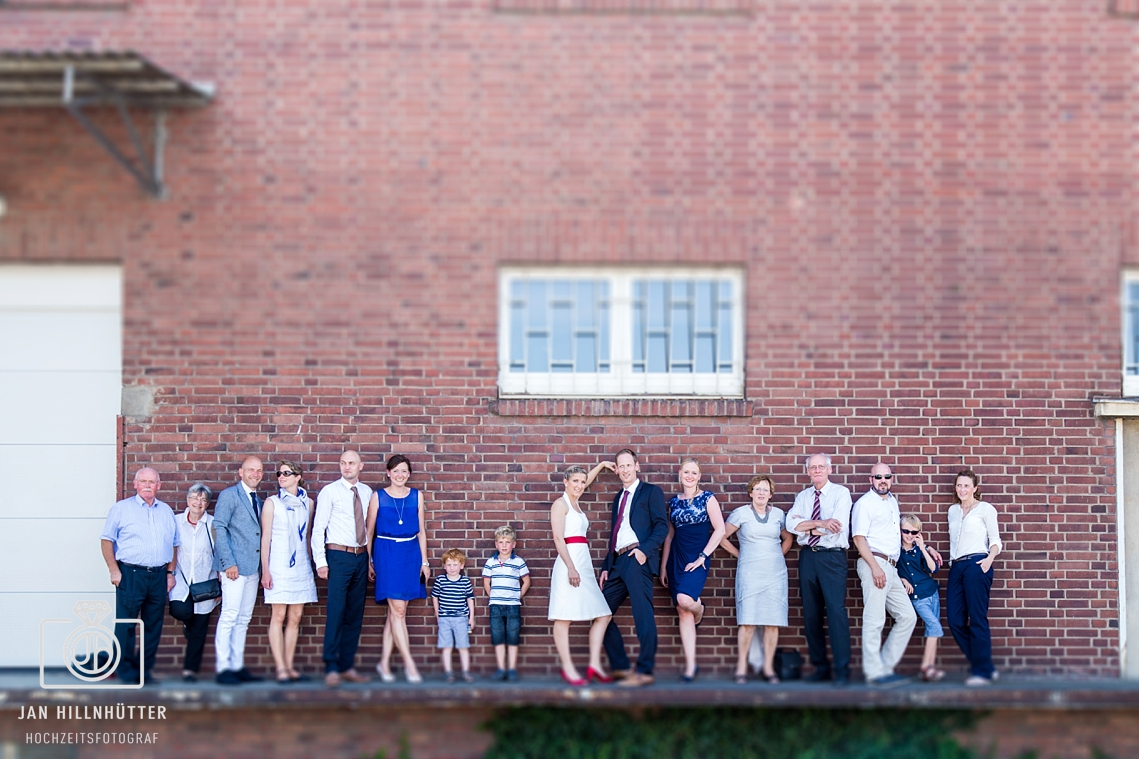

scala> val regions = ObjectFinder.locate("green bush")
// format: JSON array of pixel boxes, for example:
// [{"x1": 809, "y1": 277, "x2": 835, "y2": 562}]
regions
[{"x1": 483, "y1": 707, "x2": 983, "y2": 759}]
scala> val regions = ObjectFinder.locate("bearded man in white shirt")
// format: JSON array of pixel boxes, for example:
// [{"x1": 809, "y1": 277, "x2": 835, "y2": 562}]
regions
[{"x1": 851, "y1": 462, "x2": 917, "y2": 686}]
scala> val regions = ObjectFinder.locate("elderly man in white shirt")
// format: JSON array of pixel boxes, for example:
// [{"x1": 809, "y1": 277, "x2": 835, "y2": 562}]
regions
[
  {"x1": 786, "y1": 453, "x2": 853, "y2": 686},
  {"x1": 851, "y1": 463, "x2": 917, "y2": 686},
  {"x1": 312, "y1": 449, "x2": 373, "y2": 688}
]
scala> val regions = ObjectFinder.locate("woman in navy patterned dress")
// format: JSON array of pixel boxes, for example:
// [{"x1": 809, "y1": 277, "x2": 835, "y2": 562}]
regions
[{"x1": 660, "y1": 458, "x2": 725, "y2": 682}]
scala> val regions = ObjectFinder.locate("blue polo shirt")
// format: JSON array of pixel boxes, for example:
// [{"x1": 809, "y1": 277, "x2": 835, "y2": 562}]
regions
[
  {"x1": 897, "y1": 544, "x2": 939, "y2": 600},
  {"x1": 101, "y1": 494, "x2": 180, "y2": 567}
]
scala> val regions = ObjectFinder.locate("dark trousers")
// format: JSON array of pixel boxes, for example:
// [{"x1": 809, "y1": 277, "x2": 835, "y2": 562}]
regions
[
  {"x1": 323, "y1": 550, "x2": 369, "y2": 673},
  {"x1": 947, "y1": 557, "x2": 994, "y2": 678},
  {"x1": 181, "y1": 612, "x2": 213, "y2": 673},
  {"x1": 114, "y1": 563, "x2": 167, "y2": 684},
  {"x1": 602, "y1": 552, "x2": 658, "y2": 675},
  {"x1": 798, "y1": 548, "x2": 851, "y2": 677}
]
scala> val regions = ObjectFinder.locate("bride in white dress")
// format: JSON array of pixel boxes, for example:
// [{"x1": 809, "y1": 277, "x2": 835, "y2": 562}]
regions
[{"x1": 548, "y1": 462, "x2": 615, "y2": 686}]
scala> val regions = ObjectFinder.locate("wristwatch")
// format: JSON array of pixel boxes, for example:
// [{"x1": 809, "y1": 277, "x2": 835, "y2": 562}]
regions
[{"x1": 698, "y1": 552, "x2": 708, "y2": 561}]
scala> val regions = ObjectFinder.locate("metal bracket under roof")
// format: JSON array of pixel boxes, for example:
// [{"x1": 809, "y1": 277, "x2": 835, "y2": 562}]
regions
[{"x1": 0, "y1": 50, "x2": 215, "y2": 198}]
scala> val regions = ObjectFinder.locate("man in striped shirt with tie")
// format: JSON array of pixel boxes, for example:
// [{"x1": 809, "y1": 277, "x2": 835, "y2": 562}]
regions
[{"x1": 786, "y1": 453, "x2": 853, "y2": 686}]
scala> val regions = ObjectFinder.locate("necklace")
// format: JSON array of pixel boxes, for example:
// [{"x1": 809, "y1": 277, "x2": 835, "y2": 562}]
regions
[
  {"x1": 391, "y1": 490, "x2": 410, "y2": 525},
  {"x1": 751, "y1": 504, "x2": 770, "y2": 524}
]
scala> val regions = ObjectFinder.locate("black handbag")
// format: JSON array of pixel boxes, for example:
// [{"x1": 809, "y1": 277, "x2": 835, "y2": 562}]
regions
[{"x1": 773, "y1": 648, "x2": 803, "y2": 681}]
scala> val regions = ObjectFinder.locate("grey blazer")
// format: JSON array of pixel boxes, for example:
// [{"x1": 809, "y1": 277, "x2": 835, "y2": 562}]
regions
[{"x1": 212, "y1": 483, "x2": 262, "y2": 576}]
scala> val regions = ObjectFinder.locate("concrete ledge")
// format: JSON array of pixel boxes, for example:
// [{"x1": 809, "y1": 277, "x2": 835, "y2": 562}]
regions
[{"x1": 5, "y1": 672, "x2": 1139, "y2": 712}]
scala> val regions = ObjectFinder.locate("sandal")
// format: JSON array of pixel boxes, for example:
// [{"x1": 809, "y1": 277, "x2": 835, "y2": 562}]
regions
[
  {"x1": 276, "y1": 668, "x2": 291, "y2": 685},
  {"x1": 921, "y1": 666, "x2": 945, "y2": 682},
  {"x1": 734, "y1": 674, "x2": 748, "y2": 685},
  {"x1": 445, "y1": 672, "x2": 456, "y2": 684},
  {"x1": 764, "y1": 672, "x2": 781, "y2": 684}
]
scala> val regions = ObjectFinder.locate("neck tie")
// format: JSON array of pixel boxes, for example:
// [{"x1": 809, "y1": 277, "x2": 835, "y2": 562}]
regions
[
  {"x1": 807, "y1": 489, "x2": 822, "y2": 547},
  {"x1": 610, "y1": 489, "x2": 630, "y2": 553},
  {"x1": 249, "y1": 491, "x2": 259, "y2": 519},
  {"x1": 352, "y1": 486, "x2": 366, "y2": 546}
]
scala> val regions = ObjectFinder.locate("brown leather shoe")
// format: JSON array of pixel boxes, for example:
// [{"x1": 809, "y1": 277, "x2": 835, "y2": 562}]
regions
[
  {"x1": 610, "y1": 668, "x2": 634, "y2": 681},
  {"x1": 616, "y1": 672, "x2": 655, "y2": 688},
  {"x1": 340, "y1": 668, "x2": 371, "y2": 684},
  {"x1": 324, "y1": 671, "x2": 342, "y2": 689}
]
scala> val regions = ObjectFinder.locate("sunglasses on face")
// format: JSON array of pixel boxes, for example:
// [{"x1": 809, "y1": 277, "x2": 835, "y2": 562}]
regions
[
  {"x1": 901, "y1": 529, "x2": 920, "y2": 535},
  {"x1": 276, "y1": 471, "x2": 298, "y2": 478},
  {"x1": 872, "y1": 474, "x2": 893, "y2": 480}
]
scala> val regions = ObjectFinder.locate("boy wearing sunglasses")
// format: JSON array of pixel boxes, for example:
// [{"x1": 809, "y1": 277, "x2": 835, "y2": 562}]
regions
[{"x1": 898, "y1": 514, "x2": 945, "y2": 681}]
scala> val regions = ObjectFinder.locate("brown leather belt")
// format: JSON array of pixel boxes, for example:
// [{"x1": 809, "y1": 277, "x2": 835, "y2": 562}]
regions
[
  {"x1": 327, "y1": 543, "x2": 367, "y2": 555},
  {"x1": 871, "y1": 551, "x2": 897, "y2": 567},
  {"x1": 615, "y1": 542, "x2": 640, "y2": 556}
]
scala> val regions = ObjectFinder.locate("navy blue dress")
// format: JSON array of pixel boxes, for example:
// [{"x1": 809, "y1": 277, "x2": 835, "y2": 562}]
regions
[
  {"x1": 373, "y1": 488, "x2": 427, "y2": 602},
  {"x1": 666, "y1": 491, "x2": 714, "y2": 604}
]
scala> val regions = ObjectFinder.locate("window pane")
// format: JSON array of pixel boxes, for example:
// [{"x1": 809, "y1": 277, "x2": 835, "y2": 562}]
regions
[
  {"x1": 695, "y1": 334, "x2": 715, "y2": 372},
  {"x1": 632, "y1": 286, "x2": 645, "y2": 372},
  {"x1": 1130, "y1": 284, "x2": 1139, "y2": 375},
  {"x1": 552, "y1": 301, "x2": 572, "y2": 370},
  {"x1": 577, "y1": 281, "x2": 594, "y2": 329},
  {"x1": 599, "y1": 288, "x2": 611, "y2": 372},
  {"x1": 510, "y1": 301, "x2": 525, "y2": 371},
  {"x1": 718, "y1": 282, "x2": 733, "y2": 371},
  {"x1": 527, "y1": 281, "x2": 546, "y2": 328},
  {"x1": 648, "y1": 334, "x2": 668, "y2": 373},
  {"x1": 647, "y1": 281, "x2": 667, "y2": 330},
  {"x1": 695, "y1": 281, "x2": 714, "y2": 330},
  {"x1": 577, "y1": 334, "x2": 597, "y2": 372},
  {"x1": 527, "y1": 334, "x2": 548, "y2": 372},
  {"x1": 670, "y1": 296, "x2": 691, "y2": 370}
]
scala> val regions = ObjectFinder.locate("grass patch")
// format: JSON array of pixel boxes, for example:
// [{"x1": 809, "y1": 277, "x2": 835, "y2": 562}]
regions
[{"x1": 483, "y1": 707, "x2": 985, "y2": 759}]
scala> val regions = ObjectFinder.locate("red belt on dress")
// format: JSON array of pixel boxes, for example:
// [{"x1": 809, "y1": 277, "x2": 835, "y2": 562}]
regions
[{"x1": 564, "y1": 536, "x2": 588, "y2": 545}]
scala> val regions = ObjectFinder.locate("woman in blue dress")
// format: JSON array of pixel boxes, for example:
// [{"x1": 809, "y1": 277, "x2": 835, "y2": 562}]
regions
[
  {"x1": 660, "y1": 457, "x2": 725, "y2": 682},
  {"x1": 366, "y1": 454, "x2": 430, "y2": 683}
]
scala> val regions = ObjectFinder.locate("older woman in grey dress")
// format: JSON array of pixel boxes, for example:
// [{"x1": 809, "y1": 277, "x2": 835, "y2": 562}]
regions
[{"x1": 720, "y1": 474, "x2": 793, "y2": 683}]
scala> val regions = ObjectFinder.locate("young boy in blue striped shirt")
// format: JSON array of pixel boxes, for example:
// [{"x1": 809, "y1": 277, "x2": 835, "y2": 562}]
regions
[
  {"x1": 482, "y1": 525, "x2": 531, "y2": 681},
  {"x1": 431, "y1": 548, "x2": 476, "y2": 683}
]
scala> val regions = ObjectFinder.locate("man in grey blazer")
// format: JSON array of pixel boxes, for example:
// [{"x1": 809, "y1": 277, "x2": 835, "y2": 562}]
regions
[{"x1": 213, "y1": 456, "x2": 265, "y2": 685}]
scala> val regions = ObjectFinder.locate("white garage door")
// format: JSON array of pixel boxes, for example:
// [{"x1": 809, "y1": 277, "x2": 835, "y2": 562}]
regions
[{"x1": 0, "y1": 264, "x2": 122, "y2": 666}]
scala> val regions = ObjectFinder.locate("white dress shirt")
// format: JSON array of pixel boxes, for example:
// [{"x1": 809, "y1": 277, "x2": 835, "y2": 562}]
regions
[
  {"x1": 614, "y1": 479, "x2": 641, "y2": 552},
  {"x1": 311, "y1": 477, "x2": 374, "y2": 569},
  {"x1": 851, "y1": 490, "x2": 901, "y2": 560},
  {"x1": 948, "y1": 501, "x2": 1002, "y2": 560},
  {"x1": 785, "y1": 480, "x2": 853, "y2": 549},
  {"x1": 170, "y1": 511, "x2": 220, "y2": 614}
]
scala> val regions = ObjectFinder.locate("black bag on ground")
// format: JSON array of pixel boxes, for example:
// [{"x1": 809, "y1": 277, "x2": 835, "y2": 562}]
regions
[{"x1": 773, "y1": 648, "x2": 803, "y2": 681}]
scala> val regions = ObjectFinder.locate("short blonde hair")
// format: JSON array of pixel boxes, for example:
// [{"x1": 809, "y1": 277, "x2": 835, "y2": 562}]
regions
[
  {"x1": 440, "y1": 548, "x2": 467, "y2": 566},
  {"x1": 900, "y1": 513, "x2": 922, "y2": 530},
  {"x1": 494, "y1": 525, "x2": 517, "y2": 541},
  {"x1": 747, "y1": 475, "x2": 775, "y2": 496}
]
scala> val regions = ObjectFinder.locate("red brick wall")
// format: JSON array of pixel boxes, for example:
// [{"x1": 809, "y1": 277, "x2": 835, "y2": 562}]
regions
[{"x1": 0, "y1": 0, "x2": 1128, "y2": 677}]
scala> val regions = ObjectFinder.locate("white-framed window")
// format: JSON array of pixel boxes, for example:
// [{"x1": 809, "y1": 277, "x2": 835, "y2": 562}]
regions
[
  {"x1": 498, "y1": 266, "x2": 744, "y2": 397},
  {"x1": 1124, "y1": 271, "x2": 1139, "y2": 396}
]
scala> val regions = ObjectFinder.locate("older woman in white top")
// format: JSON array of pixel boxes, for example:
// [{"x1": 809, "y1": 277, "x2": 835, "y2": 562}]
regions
[
  {"x1": 169, "y1": 483, "x2": 220, "y2": 683},
  {"x1": 946, "y1": 468, "x2": 1003, "y2": 687}
]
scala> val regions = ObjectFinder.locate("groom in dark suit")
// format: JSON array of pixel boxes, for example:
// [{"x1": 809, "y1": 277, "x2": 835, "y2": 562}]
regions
[{"x1": 599, "y1": 448, "x2": 669, "y2": 687}]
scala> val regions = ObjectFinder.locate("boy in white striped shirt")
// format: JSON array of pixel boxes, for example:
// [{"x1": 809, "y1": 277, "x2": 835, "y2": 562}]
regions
[{"x1": 482, "y1": 525, "x2": 531, "y2": 681}]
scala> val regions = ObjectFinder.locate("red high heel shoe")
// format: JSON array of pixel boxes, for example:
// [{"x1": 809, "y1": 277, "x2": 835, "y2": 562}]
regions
[
  {"x1": 586, "y1": 667, "x2": 613, "y2": 684},
  {"x1": 560, "y1": 670, "x2": 586, "y2": 687}
]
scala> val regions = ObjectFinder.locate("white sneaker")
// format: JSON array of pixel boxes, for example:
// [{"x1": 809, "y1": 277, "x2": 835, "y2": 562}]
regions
[{"x1": 964, "y1": 675, "x2": 991, "y2": 687}]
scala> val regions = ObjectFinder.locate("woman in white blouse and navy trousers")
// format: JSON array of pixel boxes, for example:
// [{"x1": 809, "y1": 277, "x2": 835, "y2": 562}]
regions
[{"x1": 946, "y1": 469, "x2": 1003, "y2": 687}]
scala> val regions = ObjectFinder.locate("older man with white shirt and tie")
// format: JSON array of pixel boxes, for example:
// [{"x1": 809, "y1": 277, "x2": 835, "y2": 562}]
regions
[
  {"x1": 851, "y1": 462, "x2": 917, "y2": 687},
  {"x1": 312, "y1": 449, "x2": 373, "y2": 688},
  {"x1": 786, "y1": 453, "x2": 853, "y2": 686}
]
